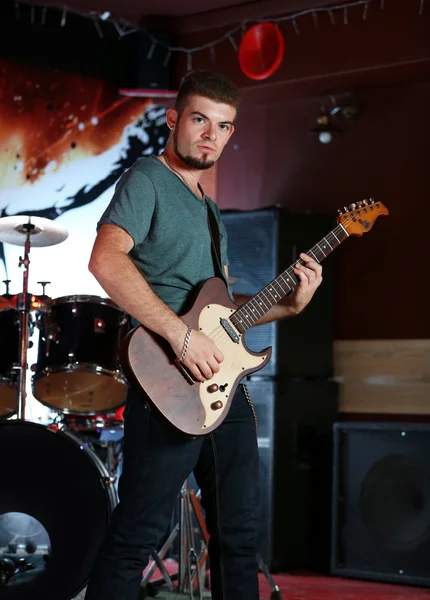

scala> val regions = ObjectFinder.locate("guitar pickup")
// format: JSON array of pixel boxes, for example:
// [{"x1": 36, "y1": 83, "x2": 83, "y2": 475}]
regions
[{"x1": 220, "y1": 318, "x2": 240, "y2": 343}]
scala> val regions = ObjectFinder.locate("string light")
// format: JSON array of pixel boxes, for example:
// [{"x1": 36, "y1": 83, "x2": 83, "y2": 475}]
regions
[
  {"x1": 60, "y1": 7, "x2": 67, "y2": 27},
  {"x1": 363, "y1": 2, "x2": 369, "y2": 19},
  {"x1": 11, "y1": 0, "x2": 403, "y2": 65},
  {"x1": 312, "y1": 11, "x2": 319, "y2": 27},
  {"x1": 147, "y1": 41, "x2": 156, "y2": 60}
]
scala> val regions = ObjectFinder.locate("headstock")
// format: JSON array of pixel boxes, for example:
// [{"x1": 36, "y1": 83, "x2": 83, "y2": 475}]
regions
[{"x1": 337, "y1": 198, "x2": 389, "y2": 236}]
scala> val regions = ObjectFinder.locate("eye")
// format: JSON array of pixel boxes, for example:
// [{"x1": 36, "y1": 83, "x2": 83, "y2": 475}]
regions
[
  {"x1": 219, "y1": 124, "x2": 231, "y2": 132},
  {"x1": 193, "y1": 117, "x2": 204, "y2": 124}
]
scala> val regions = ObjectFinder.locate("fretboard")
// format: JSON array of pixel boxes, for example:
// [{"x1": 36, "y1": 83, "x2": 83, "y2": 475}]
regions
[{"x1": 229, "y1": 223, "x2": 348, "y2": 334}]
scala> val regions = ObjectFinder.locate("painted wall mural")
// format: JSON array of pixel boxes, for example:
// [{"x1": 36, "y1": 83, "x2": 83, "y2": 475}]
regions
[
  {"x1": 0, "y1": 58, "x2": 169, "y2": 299},
  {"x1": 0, "y1": 58, "x2": 169, "y2": 420}
]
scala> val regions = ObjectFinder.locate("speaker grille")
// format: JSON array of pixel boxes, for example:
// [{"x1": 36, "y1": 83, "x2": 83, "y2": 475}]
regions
[
  {"x1": 332, "y1": 422, "x2": 430, "y2": 587},
  {"x1": 221, "y1": 208, "x2": 334, "y2": 378}
]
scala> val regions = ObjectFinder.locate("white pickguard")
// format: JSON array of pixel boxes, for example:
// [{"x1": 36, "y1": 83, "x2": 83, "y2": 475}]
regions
[{"x1": 197, "y1": 303, "x2": 268, "y2": 430}]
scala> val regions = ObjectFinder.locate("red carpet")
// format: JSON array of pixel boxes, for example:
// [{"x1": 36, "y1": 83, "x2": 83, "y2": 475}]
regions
[
  {"x1": 259, "y1": 572, "x2": 430, "y2": 600},
  {"x1": 145, "y1": 560, "x2": 430, "y2": 599}
]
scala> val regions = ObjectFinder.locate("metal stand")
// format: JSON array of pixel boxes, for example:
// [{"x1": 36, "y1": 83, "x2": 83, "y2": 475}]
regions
[
  {"x1": 16, "y1": 222, "x2": 35, "y2": 421},
  {"x1": 141, "y1": 481, "x2": 209, "y2": 599},
  {"x1": 140, "y1": 481, "x2": 283, "y2": 599}
]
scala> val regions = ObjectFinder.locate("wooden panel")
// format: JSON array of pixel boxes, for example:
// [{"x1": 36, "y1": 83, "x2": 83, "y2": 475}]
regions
[{"x1": 334, "y1": 340, "x2": 430, "y2": 415}]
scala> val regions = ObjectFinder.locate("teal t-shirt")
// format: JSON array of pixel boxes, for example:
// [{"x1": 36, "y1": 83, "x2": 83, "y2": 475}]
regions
[{"x1": 98, "y1": 155, "x2": 232, "y2": 316}]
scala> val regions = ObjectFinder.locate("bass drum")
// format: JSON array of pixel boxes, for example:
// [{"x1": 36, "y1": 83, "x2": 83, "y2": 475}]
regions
[
  {"x1": 0, "y1": 308, "x2": 19, "y2": 417},
  {"x1": 0, "y1": 421, "x2": 116, "y2": 599}
]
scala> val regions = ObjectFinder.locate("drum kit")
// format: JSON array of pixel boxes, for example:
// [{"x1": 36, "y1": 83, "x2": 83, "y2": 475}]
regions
[{"x1": 0, "y1": 215, "x2": 129, "y2": 599}]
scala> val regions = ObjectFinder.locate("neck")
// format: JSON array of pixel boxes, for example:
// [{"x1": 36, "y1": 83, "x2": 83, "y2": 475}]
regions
[
  {"x1": 161, "y1": 149, "x2": 205, "y2": 199},
  {"x1": 163, "y1": 148, "x2": 202, "y2": 188}
]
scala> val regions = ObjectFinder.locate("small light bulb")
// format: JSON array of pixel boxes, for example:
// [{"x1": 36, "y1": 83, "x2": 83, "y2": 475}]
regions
[{"x1": 319, "y1": 131, "x2": 332, "y2": 144}]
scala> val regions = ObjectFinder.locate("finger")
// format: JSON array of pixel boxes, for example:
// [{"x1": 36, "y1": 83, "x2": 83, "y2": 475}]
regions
[
  {"x1": 300, "y1": 252, "x2": 320, "y2": 265},
  {"x1": 294, "y1": 267, "x2": 312, "y2": 284},
  {"x1": 198, "y1": 362, "x2": 214, "y2": 380},
  {"x1": 297, "y1": 258, "x2": 320, "y2": 274},
  {"x1": 213, "y1": 347, "x2": 224, "y2": 363},
  {"x1": 207, "y1": 358, "x2": 221, "y2": 374},
  {"x1": 187, "y1": 364, "x2": 205, "y2": 383}
]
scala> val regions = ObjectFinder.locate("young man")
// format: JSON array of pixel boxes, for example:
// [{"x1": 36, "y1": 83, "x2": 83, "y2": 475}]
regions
[{"x1": 85, "y1": 70, "x2": 322, "y2": 600}]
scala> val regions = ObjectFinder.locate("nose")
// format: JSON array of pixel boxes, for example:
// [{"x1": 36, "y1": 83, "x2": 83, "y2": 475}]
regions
[{"x1": 203, "y1": 124, "x2": 216, "y2": 141}]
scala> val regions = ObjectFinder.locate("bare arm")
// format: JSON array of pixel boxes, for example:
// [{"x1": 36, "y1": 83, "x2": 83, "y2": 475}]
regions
[{"x1": 89, "y1": 224, "x2": 223, "y2": 381}]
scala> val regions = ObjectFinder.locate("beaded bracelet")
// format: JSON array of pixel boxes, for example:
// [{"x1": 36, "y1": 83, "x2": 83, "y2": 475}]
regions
[{"x1": 179, "y1": 327, "x2": 193, "y2": 362}]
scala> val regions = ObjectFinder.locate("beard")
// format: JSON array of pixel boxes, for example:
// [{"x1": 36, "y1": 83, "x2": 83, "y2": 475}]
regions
[{"x1": 173, "y1": 125, "x2": 215, "y2": 171}]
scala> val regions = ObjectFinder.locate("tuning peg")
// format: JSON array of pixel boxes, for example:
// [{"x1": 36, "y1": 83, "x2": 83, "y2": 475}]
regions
[
  {"x1": 369, "y1": 197, "x2": 375, "y2": 204},
  {"x1": 349, "y1": 203, "x2": 357, "y2": 211},
  {"x1": 356, "y1": 200, "x2": 363, "y2": 208},
  {"x1": 343, "y1": 206, "x2": 349, "y2": 213},
  {"x1": 337, "y1": 208, "x2": 343, "y2": 215},
  {"x1": 362, "y1": 199, "x2": 369, "y2": 206}
]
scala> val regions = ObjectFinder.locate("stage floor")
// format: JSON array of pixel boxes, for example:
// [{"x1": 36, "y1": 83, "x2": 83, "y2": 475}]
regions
[{"x1": 72, "y1": 569, "x2": 430, "y2": 600}]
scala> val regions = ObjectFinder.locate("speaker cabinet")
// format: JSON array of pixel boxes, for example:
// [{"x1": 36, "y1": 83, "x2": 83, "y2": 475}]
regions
[
  {"x1": 332, "y1": 422, "x2": 430, "y2": 587},
  {"x1": 220, "y1": 208, "x2": 334, "y2": 378},
  {"x1": 247, "y1": 377, "x2": 338, "y2": 572}
]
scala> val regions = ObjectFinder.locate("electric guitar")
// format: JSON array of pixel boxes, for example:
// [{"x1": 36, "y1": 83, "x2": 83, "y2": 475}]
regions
[{"x1": 123, "y1": 199, "x2": 388, "y2": 436}]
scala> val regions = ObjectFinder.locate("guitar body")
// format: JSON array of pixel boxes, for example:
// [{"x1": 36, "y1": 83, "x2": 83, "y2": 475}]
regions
[
  {"x1": 123, "y1": 198, "x2": 389, "y2": 435},
  {"x1": 122, "y1": 278, "x2": 271, "y2": 436}
]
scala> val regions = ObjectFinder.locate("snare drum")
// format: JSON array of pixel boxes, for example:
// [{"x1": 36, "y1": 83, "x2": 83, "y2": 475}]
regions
[
  {"x1": 0, "y1": 307, "x2": 19, "y2": 417},
  {"x1": 33, "y1": 295, "x2": 129, "y2": 414},
  {"x1": 0, "y1": 420, "x2": 116, "y2": 599}
]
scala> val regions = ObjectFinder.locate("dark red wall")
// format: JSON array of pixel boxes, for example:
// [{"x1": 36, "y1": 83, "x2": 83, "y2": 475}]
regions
[{"x1": 175, "y1": 0, "x2": 430, "y2": 339}]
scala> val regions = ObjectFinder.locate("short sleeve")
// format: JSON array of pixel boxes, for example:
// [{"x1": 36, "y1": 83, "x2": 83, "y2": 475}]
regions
[{"x1": 98, "y1": 167, "x2": 156, "y2": 247}]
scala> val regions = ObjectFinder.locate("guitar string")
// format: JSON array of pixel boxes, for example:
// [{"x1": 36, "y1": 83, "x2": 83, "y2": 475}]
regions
[{"x1": 204, "y1": 212, "x2": 359, "y2": 347}]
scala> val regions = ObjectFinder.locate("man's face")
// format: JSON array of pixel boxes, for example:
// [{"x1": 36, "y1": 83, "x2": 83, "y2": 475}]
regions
[{"x1": 172, "y1": 95, "x2": 236, "y2": 170}]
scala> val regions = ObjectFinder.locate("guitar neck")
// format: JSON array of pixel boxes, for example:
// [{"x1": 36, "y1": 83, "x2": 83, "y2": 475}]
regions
[{"x1": 229, "y1": 222, "x2": 349, "y2": 334}]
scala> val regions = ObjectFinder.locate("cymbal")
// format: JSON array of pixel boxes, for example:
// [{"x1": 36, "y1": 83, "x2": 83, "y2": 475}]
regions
[{"x1": 0, "y1": 215, "x2": 68, "y2": 247}]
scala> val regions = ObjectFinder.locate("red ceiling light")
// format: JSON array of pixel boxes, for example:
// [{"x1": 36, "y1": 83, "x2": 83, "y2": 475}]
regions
[{"x1": 238, "y1": 23, "x2": 285, "y2": 81}]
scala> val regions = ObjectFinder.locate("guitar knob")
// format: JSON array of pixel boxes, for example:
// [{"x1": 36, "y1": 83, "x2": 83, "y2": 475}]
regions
[
  {"x1": 211, "y1": 400, "x2": 224, "y2": 411},
  {"x1": 349, "y1": 203, "x2": 357, "y2": 210},
  {"x1": 207, "y1": 384, "x2": 219, "y2": 393},
  {"x1": 362, "y1": 199, "x2": 369, "y2": 206}
]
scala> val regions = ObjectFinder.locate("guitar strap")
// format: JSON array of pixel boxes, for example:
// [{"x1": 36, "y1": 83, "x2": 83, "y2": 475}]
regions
[
  {"x1": 206, "y1": 203, "x2": 225, "y2": 279},
  {"x1": 206, "y1": 203, "x2": 258, "y2": 428}
]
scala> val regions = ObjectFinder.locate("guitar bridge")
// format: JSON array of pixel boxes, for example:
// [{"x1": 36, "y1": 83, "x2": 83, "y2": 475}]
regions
[
  {"x1": 220, "y1": 318, "x2": 240, "y2": 343},
  {"x1": 174, "y1": 359, "x2": 196, "y2": 385}
]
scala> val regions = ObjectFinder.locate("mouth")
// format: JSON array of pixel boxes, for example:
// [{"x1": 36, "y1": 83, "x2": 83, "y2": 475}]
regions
[{"x1": 197, "y1": 145, "x2": 215, "y2": 153}]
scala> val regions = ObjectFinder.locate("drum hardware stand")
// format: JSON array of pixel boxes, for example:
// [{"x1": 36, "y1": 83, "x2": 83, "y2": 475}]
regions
[
  {"x1": 15, "y1": 221, "x2": 35, "y2": 421},
  {"x1": 140, "y1": 480, "x2": 209, "y2": 599},
  {"x1": 2, "y1": 279, "x2": 11, "y2": 296},
  {"x1": 140, "y1": 483, "x2": 283, "y2": 600}
]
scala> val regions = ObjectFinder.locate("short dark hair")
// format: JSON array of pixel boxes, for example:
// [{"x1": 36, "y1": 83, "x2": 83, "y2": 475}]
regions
[{"x1": 174, "y1": 70, "x2": 241, "y2": 116}]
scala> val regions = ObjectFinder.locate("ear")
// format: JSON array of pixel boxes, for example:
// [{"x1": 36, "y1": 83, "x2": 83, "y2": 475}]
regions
[
  {"x1": 226, "y1": 124, "x2": 235, "y2": 142},
  {"x1": 166, "y1": 107, "x2": 178, "y2": 130}
]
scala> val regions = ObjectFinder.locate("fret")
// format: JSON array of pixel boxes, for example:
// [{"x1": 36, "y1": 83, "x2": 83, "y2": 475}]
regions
[
  {"x1": 316, "y1": 242, "x2": 327, "y2": 257},
  {"x1": 322, "y1": 237, "x2": 333, "y2": 251},
  {"x1": 308, "y1": 249, "x2": 319, "y2": 262}
]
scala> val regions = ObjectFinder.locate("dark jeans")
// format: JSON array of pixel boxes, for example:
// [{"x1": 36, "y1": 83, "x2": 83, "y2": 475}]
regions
[{"x1": 84, "y1": 384, "x2": 260, "y2": 600}]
